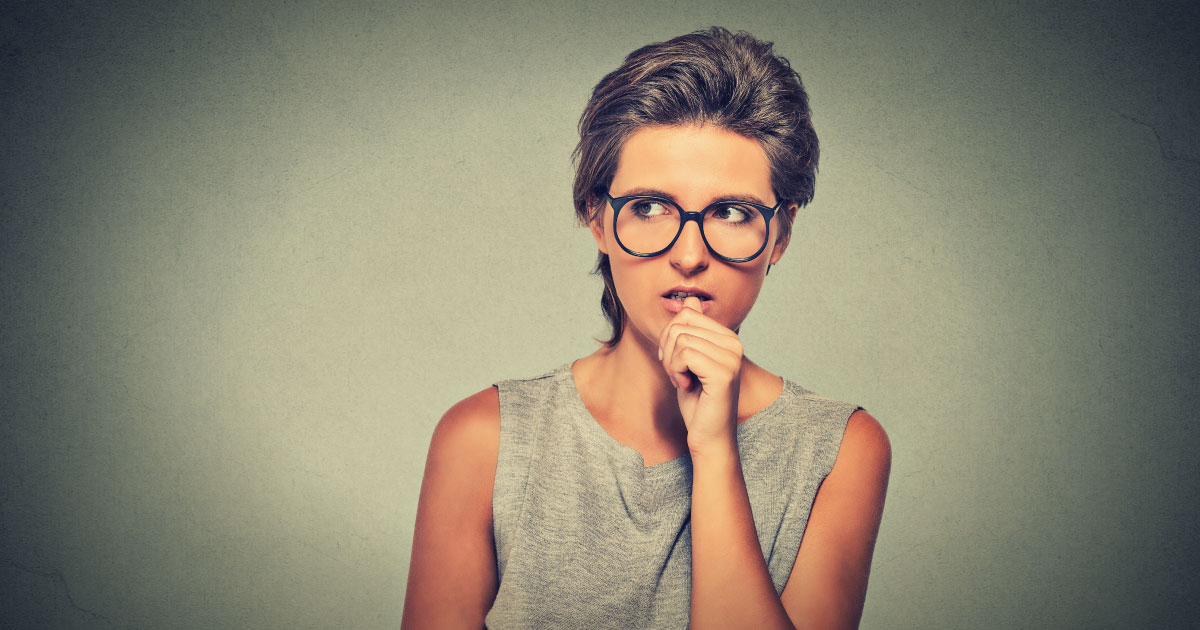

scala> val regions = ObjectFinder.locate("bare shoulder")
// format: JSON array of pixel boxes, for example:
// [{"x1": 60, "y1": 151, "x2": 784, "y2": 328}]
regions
[
  {"x1": 834, "y1": 409, "x2": 891, "y2": 478},
  {"x1": 403, "y1": 386, "x2": 501, "y2": 628},
  {"x1": 429, "y1": 386, "x2": 501, "y2": 462},
  {"x1": 418, "y1": 385, "x2": 501, "y2": 525}
]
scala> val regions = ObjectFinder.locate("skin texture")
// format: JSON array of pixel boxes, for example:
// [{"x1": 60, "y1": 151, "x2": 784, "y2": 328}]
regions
[{"x1": 401, "y1": 124, "x2": 891, "y2": 629}]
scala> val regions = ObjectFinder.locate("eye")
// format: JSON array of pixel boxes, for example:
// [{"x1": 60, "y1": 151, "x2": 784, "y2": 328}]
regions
[
  {"x1": 710, "y1": 204, "x2": 759, "y2": 224},
  {"x1": 629, "y1": 198, "x2": 672, "y2": 219}
]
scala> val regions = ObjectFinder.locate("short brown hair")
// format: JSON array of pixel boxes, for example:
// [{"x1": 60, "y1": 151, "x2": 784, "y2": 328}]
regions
[{"x1": 573, "y1": 27, "x2": 819, "y2": 346}]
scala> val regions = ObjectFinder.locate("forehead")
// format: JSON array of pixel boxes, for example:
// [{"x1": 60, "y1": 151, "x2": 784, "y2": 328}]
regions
[{"x1": 610, "y1": 125, "x2": 774, "y2": 203}]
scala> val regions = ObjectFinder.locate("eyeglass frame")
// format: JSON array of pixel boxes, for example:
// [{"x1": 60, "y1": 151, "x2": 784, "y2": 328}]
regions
[{"x1": 604, "y1": 192, "x2": 782, "y2": 263}]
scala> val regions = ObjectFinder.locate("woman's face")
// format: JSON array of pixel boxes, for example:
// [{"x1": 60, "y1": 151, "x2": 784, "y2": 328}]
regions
[{"x1": 590, "y1": 124, "x2": 793, "y2": 348}]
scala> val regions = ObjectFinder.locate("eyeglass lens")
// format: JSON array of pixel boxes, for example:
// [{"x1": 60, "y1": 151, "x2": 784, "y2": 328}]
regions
[{"x1": 615, "y1": 197, "x2": 768, "y2": 260}]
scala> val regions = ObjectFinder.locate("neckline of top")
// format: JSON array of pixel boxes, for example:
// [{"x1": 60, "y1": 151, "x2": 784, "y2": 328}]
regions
[{"x1": 558, "y1": 361, "x2": 795, "y2": 475}]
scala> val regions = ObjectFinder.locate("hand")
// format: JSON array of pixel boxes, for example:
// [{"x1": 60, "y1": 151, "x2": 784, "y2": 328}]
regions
[{"x1": 658, "y1": 296, "x2": 744, "y2": 455}]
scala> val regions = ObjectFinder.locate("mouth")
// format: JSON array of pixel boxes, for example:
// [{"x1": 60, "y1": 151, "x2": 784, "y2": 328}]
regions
[
  {"x1": 662, "y1": 290, "x2": 713, "y2": 302},
  {"x1": 661, "y1": 287, "x2": 714, "y2": 314}
]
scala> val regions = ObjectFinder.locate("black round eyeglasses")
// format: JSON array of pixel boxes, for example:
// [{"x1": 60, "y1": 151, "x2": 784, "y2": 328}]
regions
[{"x1": 605, "y1": 193, "x2": 780, "y2": 263}]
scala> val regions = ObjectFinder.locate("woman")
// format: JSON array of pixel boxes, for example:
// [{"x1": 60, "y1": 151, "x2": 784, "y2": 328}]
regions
[{"x1": 402, "y1": 27, "x2": 890, "y2": 629}]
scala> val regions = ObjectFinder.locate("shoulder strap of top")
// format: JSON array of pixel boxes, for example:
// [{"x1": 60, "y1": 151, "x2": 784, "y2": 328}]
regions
[
  {"x1": 737, "y1": 381, "x2": 862, "y2": 593},
  {"x1": 490, "y1": 366, "x2": 565, "y2": 575},
  {"x1": 785, "y1": 383, "x2": 861, "y2": 478},
  {"x1": 738, "y1": 380, "x2": 860, "y2": 476}
]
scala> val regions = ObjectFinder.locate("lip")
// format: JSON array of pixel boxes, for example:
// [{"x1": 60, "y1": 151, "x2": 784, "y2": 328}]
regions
[{"x1": 661, "y1": 286, "x2": 714, "y2": 314}]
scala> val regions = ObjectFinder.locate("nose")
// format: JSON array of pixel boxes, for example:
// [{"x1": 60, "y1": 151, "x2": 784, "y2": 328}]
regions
[{"x1": 668, "y1": 218, "x2": 710, "y2": 275}]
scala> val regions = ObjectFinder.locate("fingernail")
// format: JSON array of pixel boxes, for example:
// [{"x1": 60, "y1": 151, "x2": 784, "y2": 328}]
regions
[{"x1": 658, "y1": 348, "x2": 662, "y2": 361}]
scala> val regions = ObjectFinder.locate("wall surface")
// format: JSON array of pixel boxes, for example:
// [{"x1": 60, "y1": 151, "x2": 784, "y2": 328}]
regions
[{"x1": 2, "y1": 0, "x2": 1197, "y2": 628}]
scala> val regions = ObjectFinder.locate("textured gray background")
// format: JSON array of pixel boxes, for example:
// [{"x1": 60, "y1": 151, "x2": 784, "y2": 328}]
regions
[{"x1": 2, "y1": 0, "x2": 1197, "y2": 628}]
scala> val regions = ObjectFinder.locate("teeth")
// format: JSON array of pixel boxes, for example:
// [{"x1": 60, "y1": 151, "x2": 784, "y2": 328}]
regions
[{"x1": 668, "y1": 292, "x2": 708, "y2": 301}]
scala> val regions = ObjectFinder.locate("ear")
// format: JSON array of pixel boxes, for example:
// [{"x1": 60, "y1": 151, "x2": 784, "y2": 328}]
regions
[
  {"x1": 768, "y1": 203, "x2": 798, "y2": 265},
  {"x1": 588, "y1": 199, "x2": 609, "y2": 255}
]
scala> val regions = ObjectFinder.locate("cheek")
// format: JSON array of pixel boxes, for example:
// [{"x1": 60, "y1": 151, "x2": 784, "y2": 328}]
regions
[
  {"x1": 608, "y1": 253, "x2": 646, "y2": 301},
  {"x1": 607, "y1": 257, "x2": 668, "y2": 342},
  {"x1": 728, "y1": 274, "x2": 766, "y2": 317}
]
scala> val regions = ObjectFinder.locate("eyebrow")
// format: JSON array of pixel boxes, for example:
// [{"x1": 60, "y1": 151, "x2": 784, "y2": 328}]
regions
[{"x1": 613, "y1": 187, "x2": 774, "y2": 207}]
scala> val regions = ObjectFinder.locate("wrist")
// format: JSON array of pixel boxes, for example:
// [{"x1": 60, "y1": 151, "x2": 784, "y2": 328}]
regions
[{"x1": 687, "y1": 434, "x2": 740, "y2": 465}]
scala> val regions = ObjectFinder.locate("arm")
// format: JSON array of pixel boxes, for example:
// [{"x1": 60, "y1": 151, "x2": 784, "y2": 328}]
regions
[
  {"x1": 662, "y1": 298, "x2": 890, "y2": 628},
  {"x1": 400, "y1": 387, "x2": 501, "y2": 630},
  {"x1": 657, "y1": 297, "x2": 799, "y2": 628},
  {"x1": 780, "y1": 409, "x2": 891, "y2": 628},
  {"x1": 690, "y1": 410, "x2": 890, "y2": 630},
  {"x1": 689, "y1": 439, "x2": 795, "y2": 628}
]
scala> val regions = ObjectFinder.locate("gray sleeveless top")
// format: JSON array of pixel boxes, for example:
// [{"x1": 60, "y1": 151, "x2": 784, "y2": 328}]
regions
[{"x1": 485, "y1": 363, "x2": 859, "y2": 629}]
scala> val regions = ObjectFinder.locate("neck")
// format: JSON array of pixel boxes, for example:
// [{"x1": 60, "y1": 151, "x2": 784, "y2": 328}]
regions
[
  {"x1": 578, "y1": 331, "x2": 686, "y2": 440},
  {"x1": 572, "y1": 328, "x2": 780, "y2": 464},
  {"x1": 576, "y1": 326, "x2": 773, "y2": 419}
]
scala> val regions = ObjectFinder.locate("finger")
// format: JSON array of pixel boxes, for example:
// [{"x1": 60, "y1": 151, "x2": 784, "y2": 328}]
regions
[
  {"x1": 666, "y1": 303, "x2": 733, "y2": 336},
  {"x1": 659, "y1": 316, "x2": 742, "y2": 371},
  {"x1": 683, "y1": 295, "x2": 703, "y2": 312},
  {"x1": 664, "y1": 336, "x2": 740, "y2": 392},
  {"x1": 657, "y1": 306, "x2": 738, "y2": 357},
  {"x1": 660, "y1": 323, "x2": 742, "y2": 372},
  {"x1": 667, "y1": 334, "x2": 742, "y2": 379},
  {"x1": 665, "y1": 333, "x2": 741, "y2": 389}
]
